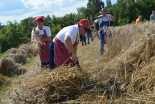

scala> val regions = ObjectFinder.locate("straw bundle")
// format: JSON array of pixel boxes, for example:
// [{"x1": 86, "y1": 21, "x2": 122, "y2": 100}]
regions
[
  {"x1": 95, "y1": 21, "x2": 155, "y2": 103},
  {"x1": 0, "y1": 57, "x2": 26, "y2": 76},
  {"x1": 4, "y1": 43, "x2": 37, "y2": 64},
  {"x1": 102, "y1": 21, "x2": 155, "y2": 77},
  {"x1": 126, "y1": 58, "x2": 155, "y2": 103},
  {"x1": 0, "y1": 42, "x2": 37, "y2": 76},
  {"x1": 8, "y1": 67, "x2": 93, "y2": 103},
  {"x1": 0, "y1": 74, "x2": 9, "y2": 86}
]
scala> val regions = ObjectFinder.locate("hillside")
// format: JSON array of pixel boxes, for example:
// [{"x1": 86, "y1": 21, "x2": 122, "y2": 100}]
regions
[{"x1": 0, "y1": 21, "x2": 155, "y2": 104}]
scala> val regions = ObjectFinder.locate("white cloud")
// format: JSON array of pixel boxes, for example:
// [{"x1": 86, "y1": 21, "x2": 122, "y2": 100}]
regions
[
  {"x1": 20, "y1": 0, "x2": 71, "y2": 9},
  {"x1": 0, "y1": 11, "x2": 37, "y2": 25},
  {"x1": 2, "y1": 0, "x2": 118, "y2": 25},
  {"x1": 54, "y1": 0, "x2": 87, "y2": 17}
]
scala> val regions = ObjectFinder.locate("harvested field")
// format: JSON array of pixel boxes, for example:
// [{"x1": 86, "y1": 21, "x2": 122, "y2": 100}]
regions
[{"x1": 0, "y1": 21, "x2": 155, "y2": 104}]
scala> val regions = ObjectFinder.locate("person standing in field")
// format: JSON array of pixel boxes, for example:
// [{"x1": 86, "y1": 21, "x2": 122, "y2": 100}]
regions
[
  {"x1": 82, "y1": 34, "x2": 87, "y2": 46},
  {"x1": 87, "y1": 26, "x2": 94, "y2": 44},
  {"x1": 31, "y1": 16, "x2": 51, "y2": 69},
  {"x1": 49, "y1": 19, "x2": 91, "y2": 71},
  {"x1": 135, "y1": 16, "x2": 142, "y2": 24},
  {"x1": 93, "y1": 8, "x2": 115, "y2": 55},
  {"x1": 150, "y1": 10, "x2": 155, "y2": 21}
]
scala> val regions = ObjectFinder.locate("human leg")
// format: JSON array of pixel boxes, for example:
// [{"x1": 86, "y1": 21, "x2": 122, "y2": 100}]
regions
[
  {"x1": 87, "y1": 34, "x2": 90, "y2": 44},
  {"x1": 99, "y1": 30, "x2": 105, "y2": 55},
  {"x1": 84, "y1": 36, "x2": 86, "y2": 45},
  {"x1": 90, "y1": 33, "x2": 94, "y2": 42},
  {"x1": 49, "y1": 41, "x2": 56, "y2": 71}
]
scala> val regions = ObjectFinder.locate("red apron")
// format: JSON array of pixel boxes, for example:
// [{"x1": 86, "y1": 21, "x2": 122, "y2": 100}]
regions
[
  {"x1": 54, "y1": 35, "x2": 79, "y2": 66},
  {"x1": 38, "y1": 30, "x2": 51, "y2": 63}
]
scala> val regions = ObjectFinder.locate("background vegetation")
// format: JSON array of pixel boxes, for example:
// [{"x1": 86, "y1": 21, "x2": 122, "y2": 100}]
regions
[{"x1": 0, "y1": 0, "x2": 154, "y2": 53}]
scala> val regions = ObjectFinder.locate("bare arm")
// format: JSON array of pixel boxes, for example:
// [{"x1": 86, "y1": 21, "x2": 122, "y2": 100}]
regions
[
  {"x1": 111, "y1": 16, "x2": 115, "y2": 22},
  {"x1": 64, "y1": 35, "x2": 78, "y2": 61},
  {"x1": 109, "y1": 14, "x2": 115, "y2": 22}
]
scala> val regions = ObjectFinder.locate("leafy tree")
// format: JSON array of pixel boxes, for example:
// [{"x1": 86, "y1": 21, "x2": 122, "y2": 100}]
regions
[
  {"x1": 44, "y1": 15, "x2": 52, "y2": 26},
  {"x1": 118, "y1": 18, "x2": 130, "y2": 25},
  {"x1": 0, "y1": 21, "x2": 29, "y2": 52},
  {"x1": 106, "y1": 0, "x2": 112, "y2": 8},
  {"x1": 0, "y1": 22, "x2": 5, "y2": 30},
  {"x1": 77, "y1": 0, "x2": 105, "y2": 22},
  {"x1": 20, "y1": 17, "x2": 35, "y2": 39},
  {"x1": 77, "y1": 7, "x2": 89, "y2": 19},
  {"x1": 87, "y1": 0, "x2": 104, "y2": 18},
  {"x1": 108, "y1": 0, "x2": 155, "y2": 25},
  {"x1": 51, "y1": 24, "x2": 61, "y2": 39}
]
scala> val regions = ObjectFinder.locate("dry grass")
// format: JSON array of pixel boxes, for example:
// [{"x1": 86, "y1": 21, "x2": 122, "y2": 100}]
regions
[
  {"x1": 0, "y1": 74, "x2": 9, "y2": 86},
  {"x1": 2, "y1": 67, "x2": 94, "y2": 103},
  {"x1": 0, "y1": 42, "x2": 37, "y2": 76},
  {"x1": 77, "y1": 21, "x2": 155, "y2": 103},
  {"x1": 0, "y1": 21, "x2": 155, "y2": 104}
]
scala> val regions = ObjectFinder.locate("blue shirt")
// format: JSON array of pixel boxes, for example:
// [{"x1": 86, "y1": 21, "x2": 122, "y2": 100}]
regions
[{"x1": 150, "y1": 14, "x2": 155, "y2": 20}]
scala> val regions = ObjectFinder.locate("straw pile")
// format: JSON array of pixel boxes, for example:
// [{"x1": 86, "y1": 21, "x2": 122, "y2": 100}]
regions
[
  {"x1": 76, "y1": 21, "x2": 155, "y2": 103},
  {"x1": 0, "y1": 42, "x2": 37, "y2": 76},
  {"x1": 0, "y1": 57, "x2": 27, "y2": 76},
  {"x1": 93, "y1": 21, "x2": 155, "y2": 103},
  {"x1": 4, "y1": 42, "x2": 37, "y2": 64},
  {"x1": 6, "y1": 67, "x2": 93, "y2": 103},
  {"x1": 0, "y1": 74, "x2": 9, "y2": 86}
]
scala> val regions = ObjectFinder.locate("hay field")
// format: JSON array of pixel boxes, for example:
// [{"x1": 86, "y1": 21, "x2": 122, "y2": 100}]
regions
[{"x1": 0, "y1": 21, "x2": 155, "y2": 104}]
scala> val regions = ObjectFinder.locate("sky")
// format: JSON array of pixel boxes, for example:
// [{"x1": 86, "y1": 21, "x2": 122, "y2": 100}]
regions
[{"x1": 0, "y1": 0, "x2": 117, "y2": 25}]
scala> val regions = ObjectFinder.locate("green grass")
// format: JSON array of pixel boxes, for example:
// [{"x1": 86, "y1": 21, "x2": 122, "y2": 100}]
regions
[
  {"x1": 0, "y1": 84, "x2": 8, "y2": 94},
  {"x1": 0, "y1": 53, "x2": 4, "y2": 58}
]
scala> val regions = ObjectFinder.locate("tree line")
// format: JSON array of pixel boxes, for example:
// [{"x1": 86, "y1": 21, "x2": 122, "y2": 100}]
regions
[{"x1": 0, "y1": 0, "x2": 154, "y2": 52}]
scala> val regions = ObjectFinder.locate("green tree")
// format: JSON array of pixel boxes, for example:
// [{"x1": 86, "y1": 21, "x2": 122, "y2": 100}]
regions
[
  {"x1": 0, "y1": 21, "x2": 29, "y2": 52},
  {"x1": 87, "y1": 0, "x2": 104, "y2": 18},
  {"x1": 20, "y1": 17, "x2": 35, "y2": 39},
  {"x1": 108, "y1": 0, "x2": 155, "y2": 25},
  {"x1": 77, "y1": 7, "x2": 88, "y2": 19},
  {"x1": 106, "y1": 0, "x2": 112, "y2": 8},
  {"x1": 44, "y1": 15, "x2": 52, "y2": 26}
]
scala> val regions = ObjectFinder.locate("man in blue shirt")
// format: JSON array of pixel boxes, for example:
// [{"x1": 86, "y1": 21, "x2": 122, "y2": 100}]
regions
[
  {"x1": 150, "y1": 10, "x2": 155, "y2": 21},
  {"x1": 93, "y1": 8, "x2": 115, "y2": 55}
]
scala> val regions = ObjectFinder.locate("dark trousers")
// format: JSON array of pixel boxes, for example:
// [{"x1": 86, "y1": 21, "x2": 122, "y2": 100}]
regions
[
  {"x1": 82, "y1": 36, "x2": 86, "y2": 46},
  {"x1": 41, "y1": 61, "x2": 49, "y2": 68},
  {"x1": 49, "y1": 41, "x2": 56, "y2": 71}
]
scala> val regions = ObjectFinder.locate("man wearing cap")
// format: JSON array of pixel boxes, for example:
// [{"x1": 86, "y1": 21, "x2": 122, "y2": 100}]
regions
[
  {"x1": 31, "y1": 16, "x2": 51, "y2": 68},
  {"x1": 94, "y1": 8, "x2": 115, "y2": 55},
  {"x1": 49, "y1": 19, "x2": 91, "y2": 71}
]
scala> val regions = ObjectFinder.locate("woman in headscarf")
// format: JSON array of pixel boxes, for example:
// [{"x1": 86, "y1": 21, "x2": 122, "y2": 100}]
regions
[{"x1": 31, "y1": 16, "x2": 51, "y2": 68}]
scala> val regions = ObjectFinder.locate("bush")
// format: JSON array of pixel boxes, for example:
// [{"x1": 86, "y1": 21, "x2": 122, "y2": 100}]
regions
[{"x1": 118, "y1": 18, "x2": 130, "y2": 26}]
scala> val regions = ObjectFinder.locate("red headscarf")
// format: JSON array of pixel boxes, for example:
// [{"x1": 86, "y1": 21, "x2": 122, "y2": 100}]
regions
[
  {"x1": 77, "y1": 19, "x2": 91, "y2": 30},
  {"x1": 33, "y1": 16, "x2": 46, "y2": 23}
]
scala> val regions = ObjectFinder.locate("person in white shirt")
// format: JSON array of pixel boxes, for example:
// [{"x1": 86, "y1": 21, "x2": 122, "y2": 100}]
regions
[
  {"x1": 49, "y1": 19, "x2": 91, "y2": 71},
  {"x1": 94, "y1": 8, "x2": 115, "y2": 55},
  {"x1": 31, "y1": 16, "x2": 51, "y2": 68}
]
